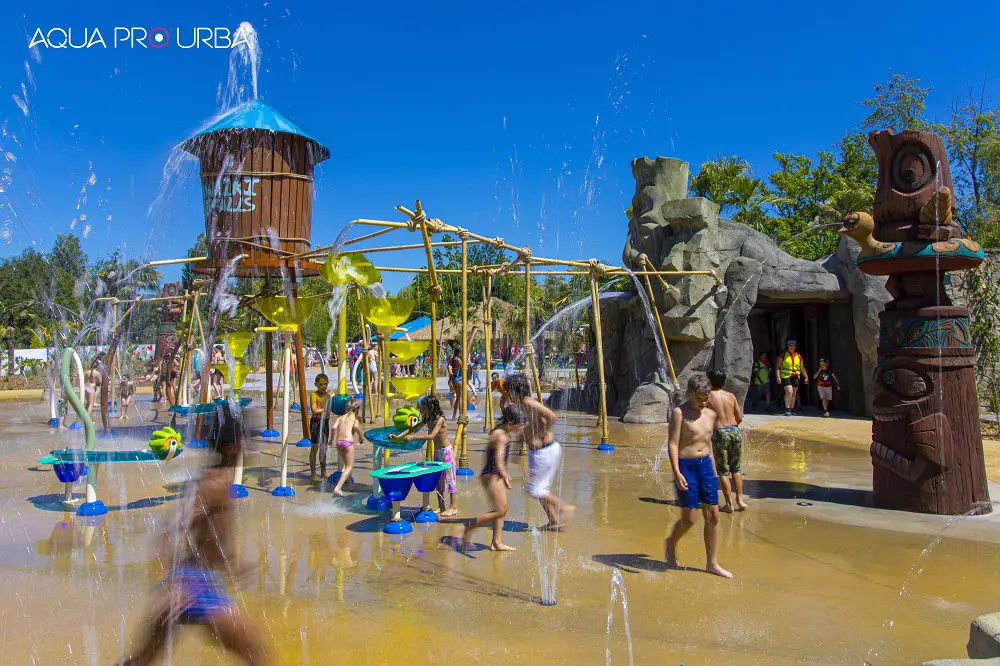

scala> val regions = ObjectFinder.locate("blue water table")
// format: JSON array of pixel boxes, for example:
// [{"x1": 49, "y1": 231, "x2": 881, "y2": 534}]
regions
[
  {"x1": 37, "y1": 349, "x2": 186, "y2": 517},
  {"x1": 365, "y1": 427, "x2": 450, "y2": 535}
]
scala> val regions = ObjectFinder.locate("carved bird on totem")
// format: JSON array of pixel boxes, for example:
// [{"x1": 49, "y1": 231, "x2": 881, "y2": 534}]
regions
[{"x1": 838, "y1": 212, "x2": 898, "y2": 258}]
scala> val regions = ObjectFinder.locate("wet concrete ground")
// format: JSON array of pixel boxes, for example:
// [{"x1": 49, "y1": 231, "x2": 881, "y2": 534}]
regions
[{"x1": 1, "y1": 397, "x2": 998, "y2": 664}]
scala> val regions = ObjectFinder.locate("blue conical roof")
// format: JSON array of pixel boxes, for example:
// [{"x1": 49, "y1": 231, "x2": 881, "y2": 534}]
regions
[{"x1": 180, "y1": 100, "x2": 330, "y2": 162}]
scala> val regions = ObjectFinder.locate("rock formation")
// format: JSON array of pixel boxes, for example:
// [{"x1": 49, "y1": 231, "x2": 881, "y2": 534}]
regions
[{"x1": 579, "y1": 156, "x2": 891, "y2": 424}]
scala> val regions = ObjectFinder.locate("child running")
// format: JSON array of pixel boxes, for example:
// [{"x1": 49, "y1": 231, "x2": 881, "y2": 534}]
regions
[
  {"x1": 120, "y1": 401, "x2": 269, "y2": 664},
  {"x1": 461, "y1": 403, "x2": 525, "y2": 552},
  {"x1": 507, "y1": 373, "x2": 576, "y2": 530},
  {"x1": 329, "y1": 398, "x2": 361, "y2": 496},
  {"x1": 664, "y1": 373, "x2": 732, "y2": 579},
  {"x1": 814, "y1": 359, "x2": 841, "y2": 418},
  {"x1": 308, "y1": 373, "x2": 331, "y2": 481},
  {"x1": 403, "y1": 396, "x2": 459, "y2": 515},
  {"x1": 706, "y1": 369, "x2": 747, "y2": 513}
]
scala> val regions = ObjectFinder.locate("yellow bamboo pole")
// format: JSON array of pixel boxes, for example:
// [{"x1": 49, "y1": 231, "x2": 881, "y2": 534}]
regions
[
  {"x1": 337, "y1": 288, "x2": 348, "y2": 395},
  {"x1": 343, "y1": 226, "x2": 397, "y2": 246},
  {"x1": 590, "y1": 270, "x2": 611, "y2": 447},
  {"x1": 343, "y1": 240, "x2": 487, "y2": 254},
  {"x1": 483, "y1": 275, "x2": 495, "y2": 431},
  {"x1": 639, "y1": 257, "x2": 678, "y2": 385},
  {"x1": 109, "y1": 300, "x2": 119, "y2": 414},
  {"x1": 457, "y1": 232, "x2": 470, "y2": 471},
  {"x1": 524, "y1": 261, "x2": 543, "y2": 402},
  {"x1": 357, "y1": 294, "x2": 375, "y2": 423}
]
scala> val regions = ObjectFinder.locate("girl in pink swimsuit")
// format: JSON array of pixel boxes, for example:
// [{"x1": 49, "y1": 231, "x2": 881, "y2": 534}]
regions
[
  {"x1": 403, "y1": 396, "x2": 459, "y2": 516},
  {"x1": 329, "y1": 398, "x2": 361, "y2": 496}
]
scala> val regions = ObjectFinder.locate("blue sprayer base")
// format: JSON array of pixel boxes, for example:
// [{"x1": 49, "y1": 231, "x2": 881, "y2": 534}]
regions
[
  {"x1": 597, "y1": 443, "x2": 615, "y2": 452},
  {"x1": 229, "y1": 484, "x2": 249, "y2": 499},
  {"x1": 68, "y1": 422, "x2": 82, "y2": 430},
  {"x1": 328, "y1": 472, "x2": 354, "y2": 485},
  {"x1": 365, "y1": 494, "x2": 391, "y2": 511},
  {"x1": 456, "y1": 467, "x2": 474, "y2": 477},
  {"x1": 188, "y1": 439, "x2": 208, "y2": 449},
  {"x1": 383, "y1": 520, "x2": 413, "y2": 535},
  {"x1": 78, "y1": 500, "x2": 108, "y2": 517},
  {"x1": 271, "y1": 485, "x2": 295, "y2": 497},
  {"x1": 295, "y1": 438, "x2": 311, "y2": 448},
  {"x1": 414, "y1": 510, "x2": 438, "y2": 523},
  {"x1": 539, "y1": 599, "x2": 557, "y2": 607},
  {"x1": 290, "y1": 404, "x2": 301, "y2": 412},
  {"x1": 48, "y1": 417, "x2": 60, "y2": 428},
  {"x1": 261, "y1": 429, "x2": 280, "y2": 438}
]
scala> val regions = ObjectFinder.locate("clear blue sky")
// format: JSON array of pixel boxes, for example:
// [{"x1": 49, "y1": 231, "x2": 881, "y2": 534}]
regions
[{"x1": 1, "y1": 0, "x2": 998, "y2": 291}]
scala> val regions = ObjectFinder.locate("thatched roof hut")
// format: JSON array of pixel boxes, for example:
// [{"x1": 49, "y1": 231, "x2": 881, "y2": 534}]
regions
[{"x1": 408, "y1": 297, "x2": 518, "y2": 343}]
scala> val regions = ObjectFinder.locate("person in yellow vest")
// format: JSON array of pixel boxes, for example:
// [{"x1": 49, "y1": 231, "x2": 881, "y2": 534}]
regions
[{"x1": 775, "y1": 340, "x2": 808, "y2": 417}]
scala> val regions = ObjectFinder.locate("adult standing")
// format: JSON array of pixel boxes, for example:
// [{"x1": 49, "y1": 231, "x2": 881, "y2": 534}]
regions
[{"x1": 775, "y1": 340, "x2": 808, "y2": 417}]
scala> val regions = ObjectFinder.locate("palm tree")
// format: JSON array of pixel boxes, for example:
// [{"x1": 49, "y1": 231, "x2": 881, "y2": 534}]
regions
[
  {"x1": 690, "y1": 155, "x2": 752, "y2": 213},
  {"x1": 819, "y1": 186, "x2": 875, "y2": 223}
]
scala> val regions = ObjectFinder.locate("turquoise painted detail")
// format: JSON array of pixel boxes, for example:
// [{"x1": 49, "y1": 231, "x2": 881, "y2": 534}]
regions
[
  {"x1": 49, "y1": 448, "x2": 167, "y2": 464},
  {"x1": 369, "y1": 461, "x2": 451, "y2": 481},
  {"x1": 856, "y1": 240, "x2": 984, "y2": 265},
  {"x1": 363, "y1": 426, "x2": 426, "y2": 452},
  {"x1": 881, "y1": 317, "x2": 972, "y2": 349},
  {"x1": 170, "y1": 397, "x2": 252, "y2": 416}
]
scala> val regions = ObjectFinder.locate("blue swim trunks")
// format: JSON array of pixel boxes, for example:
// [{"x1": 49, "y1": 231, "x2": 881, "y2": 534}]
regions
[
  {"x1": 675, "y1": 455, "x2": 719, "y2": 508},
  {"x1": 168, "y1": 567, "x2": 232, "y2": 623}
]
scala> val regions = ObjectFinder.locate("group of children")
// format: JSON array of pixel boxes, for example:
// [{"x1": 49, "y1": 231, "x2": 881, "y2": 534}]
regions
[{"x1": 304, "y1": 369, "x2": 575, "y2": 551}]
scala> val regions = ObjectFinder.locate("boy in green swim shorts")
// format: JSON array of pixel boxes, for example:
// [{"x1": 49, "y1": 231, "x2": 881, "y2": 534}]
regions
[{"x1": 707, "y1": 369, "x2": 747, "y2": 513}]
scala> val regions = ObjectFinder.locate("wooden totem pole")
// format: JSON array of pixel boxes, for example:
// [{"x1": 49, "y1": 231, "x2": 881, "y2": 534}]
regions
[{"x1": 840, "y1": 130, "x2": 990, "y2": 515}]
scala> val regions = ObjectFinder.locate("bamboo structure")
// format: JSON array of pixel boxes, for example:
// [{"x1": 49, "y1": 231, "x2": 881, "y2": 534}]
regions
[
  {"x1": 590, "y1": 266, "x2": 611, "y2": 448},
  {"x1": 638, "y1": 255, "x2": 677, "y2": 385},
  {"x1": 523, "y1": 261, "x2": 543, "y2": 402},
  {"x1": 456, "y1": 231, "x2": 471, "y2": 472},
  {"x1": 482, "y1": 275, "x2": 495, "y2": 432}
]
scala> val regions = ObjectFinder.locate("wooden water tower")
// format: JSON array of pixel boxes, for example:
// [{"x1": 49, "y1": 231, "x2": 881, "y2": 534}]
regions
[
  {"x1": 179, "y1": 99, "x2": 330, "y2": 276},
  {"x1": 179, "y1": 100, "x2": 331, "y2": 440}
]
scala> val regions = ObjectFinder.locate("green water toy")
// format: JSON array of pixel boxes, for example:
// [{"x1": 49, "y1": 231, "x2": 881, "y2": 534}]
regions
[
  {"x1": 149, "y1": 426, "x2": 183, "y2": 461},
  {"x1": 393, "y1": 406, "x2": 420, "y2": 432}
]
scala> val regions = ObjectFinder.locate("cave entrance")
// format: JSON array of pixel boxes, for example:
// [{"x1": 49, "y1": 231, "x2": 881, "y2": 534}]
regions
[{"x1": 747, "y1": 299, "x2": 865, "y2": 416}]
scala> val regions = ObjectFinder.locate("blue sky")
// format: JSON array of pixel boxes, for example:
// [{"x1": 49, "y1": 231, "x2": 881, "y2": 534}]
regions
[{"x1": 1, "y1": 0, "x2": 998, "y2": 291}]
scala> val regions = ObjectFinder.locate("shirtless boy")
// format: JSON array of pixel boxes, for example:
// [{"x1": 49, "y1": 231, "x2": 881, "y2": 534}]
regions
[
  {"x1": 507, "y1": 373, "x2": 575, "y2": 530},
  {"x1": 120, "y1": 401, "x2": 269, "y2": 664},
  {"x1": 707, "y1": 369, "x2": 747, "y2": 513},
  {"x1": 664, "y1": 373, "x2": 732, "y2": 579}
]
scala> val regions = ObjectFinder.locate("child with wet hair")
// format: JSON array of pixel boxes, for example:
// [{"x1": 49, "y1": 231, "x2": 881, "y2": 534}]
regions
[
  {"x1": 329, "y1": 398, "x2": 361, "y2": 496},
  {"x1": 462, "y1": 403, "x2": 526, "y2": 552},
  {"x1": 403, "y1": 396, "x2": 458, "y2": 516},
  {"x1": 665, "y1": 373, "x2": 732, "y2": 579},
  {"x1": 706, "y1": 368, "x2": 747, "y2": 513},
  {"x1": 309, "y1": 373, "x2": 331, "y2": 481}
]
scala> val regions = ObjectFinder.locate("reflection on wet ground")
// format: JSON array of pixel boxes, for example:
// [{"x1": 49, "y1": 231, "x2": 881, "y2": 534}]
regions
[{"x1": 1, "y1": 400, "x2": 998, "y2": 664}]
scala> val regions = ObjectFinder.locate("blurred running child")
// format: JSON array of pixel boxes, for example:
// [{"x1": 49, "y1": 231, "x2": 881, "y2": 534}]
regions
[
  {"x1": 120, "y1": 401, "x2": 269, "y2": 664},
  {"x1": 507, "y1": 373, "x2": 576, "y2": 530}
]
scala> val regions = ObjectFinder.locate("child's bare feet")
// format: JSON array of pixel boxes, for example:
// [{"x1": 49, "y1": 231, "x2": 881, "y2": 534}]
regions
[
  {"x1": 441, "y1": 508, "x2": 459, "y2": 517},
  {"x1": 460, "y1": 522, "x2": 473, "y2": 551},
  {"x1": 665, "y1": 537, "x2": 680, "y2": 568},
  {"x1": 719, "y1": 504, "x2": 734, "y2": 513},
  {"x1": 310, "y1": 474, "x2": 321, "y2": 483},
  {"x1": 490, "y1": 543, "x2": 516, "y2": 551},
  {"x1": 737, "y1": 500, "x2": 749, "y2": 511},
  {"x1": 706, "y1": 562, "x2": 733, "y2": 579}
]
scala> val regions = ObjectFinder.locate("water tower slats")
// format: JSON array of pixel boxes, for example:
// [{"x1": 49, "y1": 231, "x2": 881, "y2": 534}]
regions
[
  {"x1": 248, "y1": 132, "x2": 265, "y2": 260},
  {"x1": 259, "y1": 133, "x2": 274, "y2": 261},
  {"x1": 276, "y1": 133, "x2": 291, "y2": 256},
  {"x1": 290, "y1": 134, "x2": 307, "y2": 257}
]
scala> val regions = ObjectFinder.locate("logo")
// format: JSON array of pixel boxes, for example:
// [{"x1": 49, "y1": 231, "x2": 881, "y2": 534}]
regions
[
  {"x1": 203, "y1": 176, "x2": 261, "y2": 214},
  {"x1": 28, "y1": 27, "x2": 252, "y2": 49}
]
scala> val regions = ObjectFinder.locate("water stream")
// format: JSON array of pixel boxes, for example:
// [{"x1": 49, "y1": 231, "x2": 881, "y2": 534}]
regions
[{"x1": 605, "y1": 568, "x2": 634, "y2": 665}]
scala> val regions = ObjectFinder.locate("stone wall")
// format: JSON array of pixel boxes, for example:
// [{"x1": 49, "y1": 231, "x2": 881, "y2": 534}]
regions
[{"x1": 579, "y1": 155, "x2": 890, "y2": 424}]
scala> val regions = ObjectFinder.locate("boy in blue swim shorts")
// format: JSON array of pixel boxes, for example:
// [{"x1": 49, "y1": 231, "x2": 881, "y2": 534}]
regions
[{"x1": 664, "y1": 374, "x2": 733, "y2": 579}]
